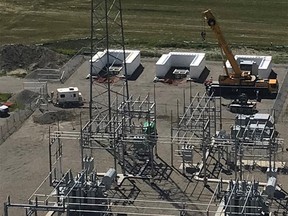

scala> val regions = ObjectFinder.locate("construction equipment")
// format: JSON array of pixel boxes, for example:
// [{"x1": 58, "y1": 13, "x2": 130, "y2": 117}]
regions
[
  {"x1": 228, "y1": 93, "x2": 257, "y2": 115},
  {"x1": 202, "y1": 9, "x2": 278, "y2": 98}
]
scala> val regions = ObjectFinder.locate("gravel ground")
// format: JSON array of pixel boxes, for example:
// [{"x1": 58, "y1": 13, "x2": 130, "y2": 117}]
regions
[{"x1": 0, "y1": 57, "x2": 288, "y2": 215}]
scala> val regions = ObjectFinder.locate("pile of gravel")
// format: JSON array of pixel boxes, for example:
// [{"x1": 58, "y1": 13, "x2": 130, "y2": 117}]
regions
[
  {"x1": 33, "y1": 109, "x2": 77, "y2": 125},
  {"x1": 0, "y1": 44, "x2": 68, "y2": 73},
  {"x1": 9, "y1": 89, "x2": 40, "y2": 107}
]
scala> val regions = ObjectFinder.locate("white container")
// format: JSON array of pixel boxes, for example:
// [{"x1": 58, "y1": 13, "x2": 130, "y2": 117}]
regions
[{"x1": 155, "y1": 52, "x2": 206, "y2": 79}]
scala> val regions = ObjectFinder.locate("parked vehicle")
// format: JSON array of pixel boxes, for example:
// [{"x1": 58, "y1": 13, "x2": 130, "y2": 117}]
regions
[
  {"x1": 0, "y1": 105, "x2": 9, "y2": 117},
  {"x1": 203, "y1": 9, "x2": 278, "y2": 98},
  {"x1": 55, "y1": 87, "x2": 83, "y2": 108}
]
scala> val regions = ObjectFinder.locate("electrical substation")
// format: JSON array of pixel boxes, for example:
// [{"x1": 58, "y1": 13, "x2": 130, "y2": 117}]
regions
[{"x1": 2, "y1": 1, "x2": 288, "y2": 216}]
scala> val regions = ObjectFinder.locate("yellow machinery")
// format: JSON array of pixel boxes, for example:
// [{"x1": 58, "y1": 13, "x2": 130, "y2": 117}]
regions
[{"x1": 202, "y1": 9, "x2": 278, "y2": 96}]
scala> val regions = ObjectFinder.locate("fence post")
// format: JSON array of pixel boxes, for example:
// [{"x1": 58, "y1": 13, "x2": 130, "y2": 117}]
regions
[
  {"x1": 0, "y1": 126, "x2": 2, "y2": 143},
  {"x1": 6, "y1": 119, "x2": 9, "y2": 134}
]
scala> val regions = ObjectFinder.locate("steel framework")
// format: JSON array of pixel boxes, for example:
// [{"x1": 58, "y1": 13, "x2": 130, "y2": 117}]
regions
[
  {"x1": 171, "y1": 91, "x2": 222, "y2": 179},
  {"x1": 89, "y1": 0, "x2": 129, "y2": 123}
]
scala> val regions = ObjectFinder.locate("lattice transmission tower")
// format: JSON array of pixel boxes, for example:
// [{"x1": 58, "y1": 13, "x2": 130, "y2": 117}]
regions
[{"x1": 89, "y1": 0, "x2": 129, "y2": 122}]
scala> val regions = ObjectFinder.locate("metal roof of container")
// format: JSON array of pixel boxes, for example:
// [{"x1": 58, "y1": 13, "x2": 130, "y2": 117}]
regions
[{"x1": 57, "y1": 87, "x2": 79, "y2": 93}]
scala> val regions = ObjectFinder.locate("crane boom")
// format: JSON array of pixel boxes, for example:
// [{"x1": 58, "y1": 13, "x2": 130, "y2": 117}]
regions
[
  {"x1": 202, "y1": 9, "x2": 242, "y2": 77},
  {"x1": 202, "y1": 9, "x2": 278, "y2": 98}
]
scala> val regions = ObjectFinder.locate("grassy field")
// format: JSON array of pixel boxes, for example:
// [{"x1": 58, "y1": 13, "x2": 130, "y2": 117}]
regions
[
  {"x1": 0, "y1": 93, "x2": 11, "y2": 102},
  {"x1": 0, "y1": 0, "x2": 287, "y2": 60}
]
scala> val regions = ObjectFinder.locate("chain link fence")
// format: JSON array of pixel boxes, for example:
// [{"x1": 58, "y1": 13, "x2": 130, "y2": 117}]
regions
[
  {"x1": 25, "y1": 47, "x2": 89, "y2": 83},
  {"x1": 26, "y1": 68, "x2": 61, "y2": 81},
  {"x1": 59, "y1": 47, "x2": 90, "y2": 83},
  {"x1": 23, "y1": 81, "x2": 48, "y2": 95},
  {"x1": 0, "y1": 82, "x2": 48, "y2": 145},
  {"x1": 0, "y1": 104, "x2": 36, "y2": 144}
]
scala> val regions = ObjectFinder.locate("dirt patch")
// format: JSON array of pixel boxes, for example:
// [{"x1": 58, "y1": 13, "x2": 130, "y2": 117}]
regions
[
  {"x1": 0, "y1": 44, "x2": 68, "y2": 73},
  {"x1": 33, "y1": 109, "x2": 77, "y2": 124}
]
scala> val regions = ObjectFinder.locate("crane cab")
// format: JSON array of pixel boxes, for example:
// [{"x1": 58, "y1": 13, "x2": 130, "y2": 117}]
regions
[{"x1": 267, "y1": 79, "x2": 278, "y2": 94}]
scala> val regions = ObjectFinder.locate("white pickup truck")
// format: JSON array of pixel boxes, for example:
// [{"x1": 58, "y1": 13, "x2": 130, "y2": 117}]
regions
[{"x1": 0, "y1": 105, "x2": 9, "y2": 117}]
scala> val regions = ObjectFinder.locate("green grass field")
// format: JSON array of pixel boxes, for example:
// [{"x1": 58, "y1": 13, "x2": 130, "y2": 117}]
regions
[{"x1": 0, "y1": 0, "x2": 287, "y2": 61}]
